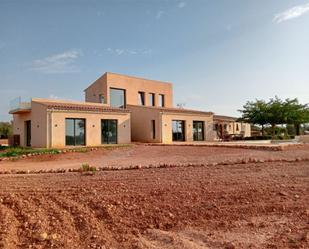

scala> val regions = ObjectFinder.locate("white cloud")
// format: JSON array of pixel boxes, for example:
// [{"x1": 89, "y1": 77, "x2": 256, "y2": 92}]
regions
[
  {"x1": 104, "y1": 48, "x2": 152, "y2": 56},
  {"x1": 156, "y1": 10, "x2": 164, "y2": 19},
  {"x1": 30, "y1": 49, "x2": 83, "y2": 74},
  {"x1": 274, "y1": 3, "x2": 309, "y2": 23},
  {"x1": 178, "y1": 2, "x2": 186, "y2": 8}
]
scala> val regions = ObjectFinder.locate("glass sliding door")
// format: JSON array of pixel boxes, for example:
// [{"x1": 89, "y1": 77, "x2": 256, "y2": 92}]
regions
[
  {"x1": 65, "y1": 118, "x2": 86, "y2": 146},
  {"x1": 172, "y1": 120, "x2": 185, "y2": 141},
  {"x1": 101, "y1": 119, "x2": 118, "y2": 144},
  {"x1": 193, "y1": 121, "x2": 205, "y2": 141},
  {"x1": 110, "y1": 88, "x2": 126, "y2": 108}
]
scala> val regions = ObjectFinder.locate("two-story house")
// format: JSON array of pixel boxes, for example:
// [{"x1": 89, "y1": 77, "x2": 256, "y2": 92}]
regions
[{"x1": 10, "y1": 72, "x2": 216, "y2": 148}]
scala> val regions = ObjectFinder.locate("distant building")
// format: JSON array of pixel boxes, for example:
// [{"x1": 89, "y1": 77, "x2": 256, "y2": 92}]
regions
[{"x1": 213, "y1": 115, "x2": 251, "y2": 140}]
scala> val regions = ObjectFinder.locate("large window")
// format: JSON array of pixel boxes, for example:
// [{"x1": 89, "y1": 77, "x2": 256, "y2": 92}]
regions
[
  {"x1": 193, "y1": 121, "x2": 205, "y2": 141},
  {"x1": 101, "y1": 119, "x2": 117, "y2": 144},
  {"x1": 138, "y1": 91, "x2": 145, "y2": 106},
  {"x1": 65, "y1": 118, "x2": 86, "y2": 146},
  {"x1": 110, "y1": 88, "x2": 126, "y2": 108},
  {"x1": 172, "y1": 120, "x2": 185, "y2": 141},
  {"x1": 149, "y1": 93, "x2": 155, "y2": 106},
  {"x1": 159, "y1": 94, "x2": 165, "y2": 107}
]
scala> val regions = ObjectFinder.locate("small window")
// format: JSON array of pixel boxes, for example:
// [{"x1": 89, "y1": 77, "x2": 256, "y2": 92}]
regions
[
  {"x1": 236, "y1": 123, "x2": 239, "y2": 131},
  {"x1": 149, "y1": 93, "x2": 155, "y2": 106},
  {"x1": 138, "y1": 92, "x2": 145, "y2": 106},
  {"x1": 159, "y1": 94, "x2": 165, "y2": 107},
  {"x1": 151, "y1": 120, "x2": 156, "y2": 139},
  {"x1": 99, "y1": 94, "x2": 105, "y2": 104}
]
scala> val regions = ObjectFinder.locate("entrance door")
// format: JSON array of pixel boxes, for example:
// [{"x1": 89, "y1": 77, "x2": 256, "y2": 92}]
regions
[
  {"x1": 172, "y1": 120, "x2": 185, "y2": 141},
  {"x1": 101, "y1": 120, "x2": 118, "y2": 144},
  {"x1": 25, "y1": 120, "x2": 31, "y2": 147},
  {"x1": 193, "y1": 121, "x2": 205, "y2": 141}
]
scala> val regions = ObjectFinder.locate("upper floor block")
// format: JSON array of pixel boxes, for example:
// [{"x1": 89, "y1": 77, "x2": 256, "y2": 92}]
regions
[{"x1": 84, "y1": 72, "x2": 173, "y2": 108}]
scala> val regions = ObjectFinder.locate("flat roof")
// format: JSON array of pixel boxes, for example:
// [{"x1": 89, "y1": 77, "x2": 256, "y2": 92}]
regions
[{"x1": 84, "y1": 72, "x2": 173, "y2": 91}]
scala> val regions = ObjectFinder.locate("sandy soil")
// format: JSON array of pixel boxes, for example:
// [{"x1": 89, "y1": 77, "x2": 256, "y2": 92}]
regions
[
  {"x1": 1, "y1": 144, "x2": 309, "y2": 172},
  {"x1": 0, "y1": 160, "x2": 308, "y2": 249}
]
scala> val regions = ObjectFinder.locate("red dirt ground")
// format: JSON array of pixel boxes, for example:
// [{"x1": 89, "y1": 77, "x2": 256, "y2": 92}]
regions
[
  {"x1": 1, "y1": 144, "x2": 309, "y2": 172},
  {"x1": 0, "y1": 160, "x2": 309, "y2": 248}
]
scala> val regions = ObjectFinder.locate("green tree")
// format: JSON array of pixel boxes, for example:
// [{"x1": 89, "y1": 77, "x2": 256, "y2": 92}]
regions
[
  {"x1": 284, "y1": 98, "x2": 309, "y2": 135},
  {"x1": 239, "y1": 97, "x2": 309, "y2": 139},
  {"x1": 238, "y1": 100, "x2": 269, "y2": 136},
  {"x1": 0, "y1": 122, "x2": 13, "y2": 139}
]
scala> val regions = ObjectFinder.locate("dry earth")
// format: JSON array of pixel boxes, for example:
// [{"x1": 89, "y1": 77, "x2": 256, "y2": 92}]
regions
[
  {"x1": 0, "y1": 159, "x2": 308, "y2": 249},
  {"x1": 1, "y1": 144, "x2": 309, "y2": 172}
]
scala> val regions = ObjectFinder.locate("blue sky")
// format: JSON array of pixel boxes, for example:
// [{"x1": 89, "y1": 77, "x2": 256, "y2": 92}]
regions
[{"x1": 0, "y1": 0, "x2": 309, "y2": 121}]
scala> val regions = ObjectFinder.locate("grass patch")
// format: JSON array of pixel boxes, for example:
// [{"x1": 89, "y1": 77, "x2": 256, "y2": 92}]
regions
[
  {"x1": 79, "y1": 163, "x2": 97, "y2": 175},
  {"x1": 0, "y1": 147, "x2": 60, "y2": 158}
]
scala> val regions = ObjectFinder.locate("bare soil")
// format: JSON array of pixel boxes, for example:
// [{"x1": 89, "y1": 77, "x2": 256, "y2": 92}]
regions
[
  {"x1": 0, "y1": 160, "x2": 308, "y2": 249},
  {"x1": 1, "y1": 144, "x2": 309, "y2": 172}
]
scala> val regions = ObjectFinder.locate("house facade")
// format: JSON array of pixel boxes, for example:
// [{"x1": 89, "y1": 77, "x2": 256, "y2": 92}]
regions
[
  {"x1": 10, "y1": 98, "x2": 131, "y2": 148},
  {"x1": 85, "y1": 73, "x2": 215, "y2": 143},
  {"x1": 9, "y1": 72, "x2": 251, "y2": 148}
]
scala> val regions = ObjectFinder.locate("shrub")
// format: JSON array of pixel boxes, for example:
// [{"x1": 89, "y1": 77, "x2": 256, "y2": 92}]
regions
[{"x1": 80, "y1": 163, "x2": 96, "y2": 175}]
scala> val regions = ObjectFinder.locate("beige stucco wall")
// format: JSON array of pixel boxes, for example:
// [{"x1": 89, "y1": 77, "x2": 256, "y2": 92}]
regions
[
  {"x1": 12, "y1": 101, "x2": 48, "y2": 147},
  {"x1": 48, "y1": 110, "x2": 131, "y2": 148},
  {"x1": 85, "y1": 73, "x2": 108, "y2": 104},
  {"x1": 127, "y1": 105, "x2": 162, "y2": 143},
  {"x1": 127, "y1": 105, "x2": 214, "y2": 143},
  {"x1": 85, "y1": 72, "x2": 173, "y2": 108},
  {"x1": 13, "y1": 113, "x2": 31, "y2": 147},
  {"x1": 161, "y1": 113, "x2": 214, "y2": 143}
]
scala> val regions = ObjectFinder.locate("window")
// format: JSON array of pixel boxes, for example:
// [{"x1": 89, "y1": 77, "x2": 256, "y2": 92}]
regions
[
  {"x1": 149, "y1": 93, "x2": 155, "y2": 106},
  {"x1": 65, "y1": 118, "x2": 86, "y2": 146},
  {"x1": 110, "y1": 88, "x2": 126, "y2": 108},
  {"x1": 99, "y1": 94, "x2": 105, "y2": 104},
  {"x1": 172, "y1": 120, "x2": 185, "y2": 141},
  {"x1": 193, "y1": 121, "x2": 205, "y2": 141},
  {"x1": 101, "y1": 119, "x2": 117, "y2": 144},
  {"x1": 151, "y1": 120, "x2": 156, "y2": 139},
  {"x1": 236, "y1": 123, "x2": 239, "y2": 131},
  {"x1": 159, "y1": 94, "x2": 165, "y2": 107},
  {"x1": 138, "y1": 91, "x2": 145, "y2": 106}
]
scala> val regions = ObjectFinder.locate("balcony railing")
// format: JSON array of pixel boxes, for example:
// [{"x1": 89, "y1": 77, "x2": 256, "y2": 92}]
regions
[{"x1": 9, "y1": 97, "x2": 32, "y2": 114}]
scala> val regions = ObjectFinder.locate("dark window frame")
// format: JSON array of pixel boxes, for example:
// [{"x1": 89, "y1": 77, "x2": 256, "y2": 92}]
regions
[
  {"x1": 101, "y1": 119, "x2": 118, "y2": 144},
  {"x1": 65, "y1": 118, "x2": 86, "y2": 146},
  {"x1": 138, "y1": 91, "x2": 145, "y2": 106},
  {"x1": 159, "y1": 94, "x2": 165, "y2": 107},
  {"x1": 149, "y1": 93, "x2": 155, "y2": 106},
  {"x1": 151, "y1": 120, "x2": 156, "y2": 139},
  {"x1": 110, "y1": 87, "x2": 126, "y2": 108},
  {"x1": 172, "y1": 120, "x2": 185, "y2": 142},
  {"x1": 193, "y1": 121, "x2": 205, "y2": 141}
]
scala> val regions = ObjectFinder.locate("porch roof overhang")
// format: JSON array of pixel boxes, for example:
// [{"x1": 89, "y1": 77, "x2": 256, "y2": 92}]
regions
[{"x1": 9, "y1": 108, "x2": 31, "y2": 114}]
